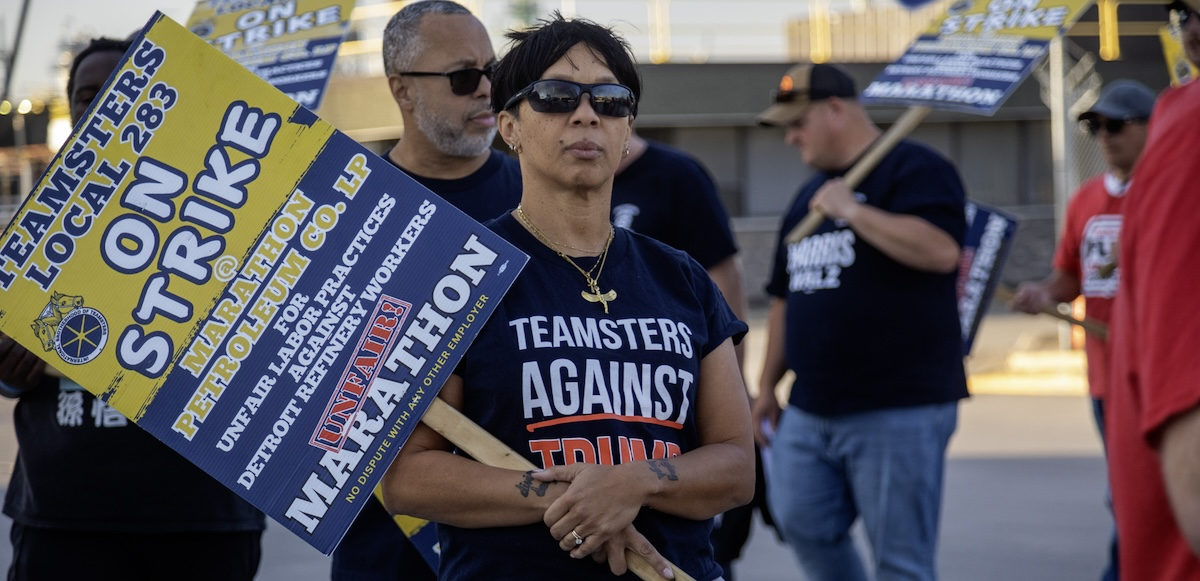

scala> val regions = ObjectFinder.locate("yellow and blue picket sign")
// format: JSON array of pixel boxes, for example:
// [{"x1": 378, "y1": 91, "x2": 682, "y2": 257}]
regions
[
  {"x1": 0, "y1": 12, "x2": 526, "y2": 555},
  {"x1": 187, "y1": 0, "x2": 357, "y2": 109},
  {"x1": 1160, "y1": 23, "x2": 1198, "y2": 86}
]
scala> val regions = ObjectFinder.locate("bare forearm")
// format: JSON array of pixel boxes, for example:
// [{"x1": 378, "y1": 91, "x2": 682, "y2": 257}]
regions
[
  {"x1": 639, "y1": 341, "x2": 755, "y2": 519},
  {"x1": 1042, "y1": 271, "x2": 1082, "y2": 304},
  {"x1": 1011, "y1": 271, "x2": 1081, "y2": 315},
  {"x1": 382, "y1": 447, "x2": 563, "y2": 528},
  {"x1": 1159, "y1": 404, "x2": 1200, "y2": 555},
  {"x1": 845, "y1": 204, "x2": 960, "y2": 273},
  {"x1": 636, "y1": 440, "x2": 755, "y2": 520}
]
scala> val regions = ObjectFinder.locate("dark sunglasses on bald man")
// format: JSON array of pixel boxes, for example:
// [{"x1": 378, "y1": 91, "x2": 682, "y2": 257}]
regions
[
  {"x1": 503, "y1": 79, "x2": 637, "y2": 118},
  {"x1": 398, "y1": 64, "x2": 495, "y2": 96},
  {"x1": 1082, "y1": 117, "x2": 1140, "y2": 136},
  {"x1": 1173, "y1": 6, "x2": 1198, "y2": 25}
]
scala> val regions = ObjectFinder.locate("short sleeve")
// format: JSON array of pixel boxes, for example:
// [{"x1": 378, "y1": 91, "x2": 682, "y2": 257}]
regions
[
  {"x1": 689, "y1": 256, "x2": 748, "y2": 356},
  {"x1": 882, "y1": 145, "x2": 967, "y2": 244}
]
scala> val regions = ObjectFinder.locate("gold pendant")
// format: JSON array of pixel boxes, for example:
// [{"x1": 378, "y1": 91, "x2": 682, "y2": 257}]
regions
[{"x1": 581, "y1": 289, "x2": 617, "y2": 314}]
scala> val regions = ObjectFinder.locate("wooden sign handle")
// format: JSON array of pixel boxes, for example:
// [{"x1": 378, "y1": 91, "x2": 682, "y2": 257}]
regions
[
  {"x1": 420, "y1": 398, "x2": 696, "y2": 581},
  {"x1": 785, "y1": 105, "x2": 932, "y2": 245},
  {"x1": 993, "y1": 285, "x2": 1109, "y2": 341}
]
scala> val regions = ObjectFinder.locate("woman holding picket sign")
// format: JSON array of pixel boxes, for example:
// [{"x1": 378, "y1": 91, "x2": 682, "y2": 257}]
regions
[{"x1": 382, "y1": 13, "x2": 754, "y2": 581}]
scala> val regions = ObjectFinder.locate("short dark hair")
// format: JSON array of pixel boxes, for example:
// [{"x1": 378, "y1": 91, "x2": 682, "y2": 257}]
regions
[
  {"x1": 67, "y1": 38, "x2": 132, "y2": 99},
  {"x1": 491, "y1": 12, "x2": 641, "y2": 116},
  {"x1": 382, "y1": 0, "x2": 473, "y2": 76}
]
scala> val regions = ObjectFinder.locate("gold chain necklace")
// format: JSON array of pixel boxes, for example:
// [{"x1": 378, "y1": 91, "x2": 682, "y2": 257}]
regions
[{"x1": 516, "y1": 204, "x2": 617, "y2": 313}]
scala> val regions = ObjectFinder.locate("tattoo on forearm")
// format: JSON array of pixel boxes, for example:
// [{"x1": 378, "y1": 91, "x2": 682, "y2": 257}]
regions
[
  {"x1": 647, "y1": 459, "x2": 679, "y2": 481},
  {"x1": 515, "y1": 470, "x2": 550, "y2": 498}
]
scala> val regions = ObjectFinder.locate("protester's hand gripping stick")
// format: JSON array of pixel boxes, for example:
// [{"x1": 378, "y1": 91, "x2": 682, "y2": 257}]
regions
[
  {"x1": 784, "y1": 106, "x2": 931, "y2": 245},
  {"x1": 420, "y1": 398, "x2": 697, "y2": 581},
  {"x1": 993, "y1": 285, "x2": 1109, "y2": 340}
]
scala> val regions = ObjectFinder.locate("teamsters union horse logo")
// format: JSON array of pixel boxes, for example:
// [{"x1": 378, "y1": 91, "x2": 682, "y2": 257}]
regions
[{"x1": 30, "y1": 292, "x2": 109, "y2": 365}]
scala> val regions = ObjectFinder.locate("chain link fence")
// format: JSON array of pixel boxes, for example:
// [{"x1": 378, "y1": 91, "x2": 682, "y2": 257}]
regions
[{"x1": 1035, "y1": 38, "x2": 1108, "y2": 204}]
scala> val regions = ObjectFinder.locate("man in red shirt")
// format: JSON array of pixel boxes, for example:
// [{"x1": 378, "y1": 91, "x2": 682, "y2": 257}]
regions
[
  {"x1": 1010, "y1": 78, "x2": 1154, "y2": 581},
  {"x1": 1107, "y1": 0, "x2": 1200, "y2": 578}
]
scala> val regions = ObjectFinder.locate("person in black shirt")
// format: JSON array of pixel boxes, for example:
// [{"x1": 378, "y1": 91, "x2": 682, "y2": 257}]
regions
[
  {"x1": 752, "y1": 63, "x2": 968, "y2": 581},
  {"x1": 0, "y1": 37, "x2": 264, "y2": 581},
  {"x1": 330, "y1": 3, "x2": 521, "y2": 579},
  {"x1": 380, "y1": 13, "x2": 754, "y2": 580},
  {"x1": 612, "y1": 132, "x2": 778, "y2": 580}
]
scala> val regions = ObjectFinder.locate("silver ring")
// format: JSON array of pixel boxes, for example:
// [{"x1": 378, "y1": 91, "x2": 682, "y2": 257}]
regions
[{"x1": 571, "y1": 529, "x2": 584, "y2": 546}]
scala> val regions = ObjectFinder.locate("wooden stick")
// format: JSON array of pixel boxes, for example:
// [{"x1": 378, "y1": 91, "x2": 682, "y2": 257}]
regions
[
  {"x1": 47, "y1": 360, "x2": 687, "y2": 578},
  {"x1": 993, "y1": 285, "x2": 1109, "y2": 340},
  {"x1": 785, "y1": 105, "x2": 932, "y2": 245},
  {"x1": 420, "y1": 398, "x2": 695, "y2": 581}
]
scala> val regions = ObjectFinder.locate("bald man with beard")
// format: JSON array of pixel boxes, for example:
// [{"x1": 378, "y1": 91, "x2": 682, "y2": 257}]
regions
[{"x1": 331, "y1": 2, "x2": 521, "y2": 580}]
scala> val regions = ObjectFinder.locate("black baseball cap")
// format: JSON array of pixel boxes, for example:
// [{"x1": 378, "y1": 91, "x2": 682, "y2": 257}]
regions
[
  {"x1": 1078, "y1": 79, "x2": 1156, "y2": 122},
  {"x1": 756, "y1": 63, "x2": 857, "y2": 126}
]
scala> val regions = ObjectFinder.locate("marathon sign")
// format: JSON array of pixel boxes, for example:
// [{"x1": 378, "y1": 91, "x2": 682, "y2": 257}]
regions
[
  {"x1": 186, "y1": 0, "x2": 357, "y2": 109},
  {"x1": 0, "y1": 13, "x2": 525, "y2": 555},
  {"x1": 862, "y1": 0, "x2": 1092, "y2": 114}
]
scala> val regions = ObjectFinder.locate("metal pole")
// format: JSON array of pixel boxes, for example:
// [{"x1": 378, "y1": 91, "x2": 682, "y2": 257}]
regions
[
  {"x1": 1048, "y1": 37, "x2": 1077, "y2": 349},
  {"x1": 14, "y1": 111, "x2": 30, "y2": 200},
  {"x1": 1048, "y1": 37, "x2": 1073, "y2": 240},
  {"x1": 1, "y1": 0, "x2": 32, "y2": 102}
]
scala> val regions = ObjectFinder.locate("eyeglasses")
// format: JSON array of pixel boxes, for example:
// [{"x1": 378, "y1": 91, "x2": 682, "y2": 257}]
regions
[
  {"x1": 503, "y1": 80, "x2": 637, "y2": 118},
  {"x1": 398, "y1": 64, "x2": 495, "y2": 96},
  {"x1": 1173, "y1": 6, "x2": 1198, "y2": 26},
  {"x1": 1082, "y1": 117, "x2": 1137, "y2": 136}
]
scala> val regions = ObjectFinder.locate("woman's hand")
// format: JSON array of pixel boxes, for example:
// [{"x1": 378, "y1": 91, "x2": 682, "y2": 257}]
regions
[
  {"x1": 535, "y1": 463, "x2": 647, "y2": 559},
  {"x1": 586, "y1": 524, "x2": 678, "y2": 579}
]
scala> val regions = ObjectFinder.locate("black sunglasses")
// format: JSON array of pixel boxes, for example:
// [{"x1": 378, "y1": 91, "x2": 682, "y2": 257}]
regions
[
  {"x1": 1082, "y1": 117, "x2": 1137, "y2": 136},
  {"x1": 398, "y1": 64, "x2": 495, "y2": 96},
  {"x1": 1173, "y1": 6, "x2": 1198, "y2": 25},
  {"x1": 503, "y1": 80, "x2": 637, "y2": 118}
]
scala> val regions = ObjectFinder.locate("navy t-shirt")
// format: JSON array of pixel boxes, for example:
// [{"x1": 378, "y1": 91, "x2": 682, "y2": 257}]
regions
[
  {"x1": 3, "y1": 375, "x2": 265, "y2": 533},
  {"x1": 439, "y1": 213, "x2": 746, "y2": 581},
  {"x1": 611, "y1": 142, "x2": 738, "y2": 269},
  {"x1": 334, "y1": 148, "x2": 522, "y2": 580},
  {"x1": 386, "y1": 148, "x2": 522, "y2": 223},
  {"x1": 765, "y1": 140, "x2": 968, "y2": 416}
]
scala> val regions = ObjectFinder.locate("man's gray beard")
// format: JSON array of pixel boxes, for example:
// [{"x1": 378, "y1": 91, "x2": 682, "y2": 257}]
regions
[{"x1": 413, "y1": 97, "x2": 496, "y2": 158}]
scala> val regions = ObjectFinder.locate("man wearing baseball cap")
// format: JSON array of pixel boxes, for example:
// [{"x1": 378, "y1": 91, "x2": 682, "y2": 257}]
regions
[
  {"x1": 1010, "y1": 77, "x2": 1155, "y2": 581},
  {"x1": 1106, "y1": 0, "x2": 1200, "y2": 578},
  {"x1": 752, "y1": 63, "x2": 968, "y2": 581}
]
